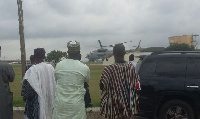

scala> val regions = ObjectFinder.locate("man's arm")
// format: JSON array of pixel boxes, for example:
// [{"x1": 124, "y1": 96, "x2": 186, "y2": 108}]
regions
[
  {"x1": 99, "y1": 67, "x2": 109, "y2": 91},
  {"x1": 99, "y1": 81, "x2": 104, "y2": 90},
  {"x1": 84, "y1": 67, "x2": 90, "y2": 83},
  {"x1": 21, "y1": 80, "x2": 37, "y2": 101}
]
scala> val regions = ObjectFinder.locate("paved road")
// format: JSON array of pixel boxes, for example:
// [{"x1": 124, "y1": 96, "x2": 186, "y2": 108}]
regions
[
  {"x1": 13, "y1": 110, "x2": 106, "y2": 119},
  {"x1": 13, "y1": 107, "x2": 147, "y2": 119}
]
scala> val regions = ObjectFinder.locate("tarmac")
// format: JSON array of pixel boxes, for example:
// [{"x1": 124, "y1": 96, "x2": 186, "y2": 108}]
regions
[
  {"x1": 13, "y1": 107, "x2": 102, "y2": 119},
  {"x1": 13, "y1": 107, "x2": 147, "y2": 119}
]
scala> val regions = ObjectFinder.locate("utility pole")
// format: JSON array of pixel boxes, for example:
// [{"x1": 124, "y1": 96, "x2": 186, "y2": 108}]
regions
[
  {"x1": 0, "y1": 46, "x2": 1, "y2": 58},
  {"x1": 17, "y1": 0, "x2": 26, "y2": 78}
]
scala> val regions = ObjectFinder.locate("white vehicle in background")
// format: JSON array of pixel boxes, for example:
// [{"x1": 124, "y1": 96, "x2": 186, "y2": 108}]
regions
[{"x1": 9, "y1": 62, "x2": 19, "y2": 64}]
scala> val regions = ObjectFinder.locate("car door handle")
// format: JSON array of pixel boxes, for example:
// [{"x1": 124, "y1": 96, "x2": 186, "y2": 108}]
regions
[{"x1": 187, "y1": 86, "x2": 199, "y2": 88}]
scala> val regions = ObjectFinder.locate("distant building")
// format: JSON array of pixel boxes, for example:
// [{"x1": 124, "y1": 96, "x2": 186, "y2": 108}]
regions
[{"x1": 168, "y1": 35, "x2": 197, "y2": 47}]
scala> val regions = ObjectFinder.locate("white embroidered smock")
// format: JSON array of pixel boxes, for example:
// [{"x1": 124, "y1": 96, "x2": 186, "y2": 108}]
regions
[{"x1": 23, "y1": 62, "x2": 56, "y2": 119}]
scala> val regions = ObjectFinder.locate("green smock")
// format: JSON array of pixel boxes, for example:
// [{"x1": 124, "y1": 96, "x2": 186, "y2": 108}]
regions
[{"x1": 52, "y1": 59, "x2": 90, "y2": 119}]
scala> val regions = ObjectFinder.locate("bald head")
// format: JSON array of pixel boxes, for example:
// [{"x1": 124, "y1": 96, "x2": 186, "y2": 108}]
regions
[
  {"x1": 113, "y1": 43, "x2": 126, "y2": 56},
  {"x1": 113, "y1": 43, "x2": 126, "y2": 63}
]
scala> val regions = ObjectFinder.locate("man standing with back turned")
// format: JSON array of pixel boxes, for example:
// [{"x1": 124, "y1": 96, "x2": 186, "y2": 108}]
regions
[
  {"x1": 52, "y1": 40, "x2": 90, "y2": 119},
  {"x1": 22, "y1": 48, "x2": 56, "y2": 119},
  {"x1": 0, "y1": 52, "x2": 15, "y2": 119},
  {"x1": 100, "y1": 43, "x2": 140, "y2": 119}
]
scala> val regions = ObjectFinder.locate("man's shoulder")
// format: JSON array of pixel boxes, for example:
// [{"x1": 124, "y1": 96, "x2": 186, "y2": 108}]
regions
[
  {"x1": 108, "y1": 62, "x2": 131, "y2": 67},
  {"x1": 79, "y1": 61, "x2": 89, "y2": 69},
  {"x1": 36, "y1": 62, "x2": 54, "y2": 69},
  {"x1": 130, "y1": 61, "x2": 136, "y2": 67},
  {"x1": 56, "y1": 59, "x2": 72, "y2": 67},
  {"x1": 44, "y1": 62, "x2": 54, "y2": 68},
  {"x1": 103, "y1": 64, "x2": 115, "y2": 70},
  {"x1": 57, "y1": 59, "x2": 70, "y2": 64},
  {"x1": 106, "y1": 62, "x2": 134, "y2": 69},
  {"x1": 0, "y1": 61, "x2": 12, "y2": 68},
  {"x1": 56, "y1": 59, "x2": 89, "y2": 68},
  {"x1": 0, "y1": 61, "x2": 9, "y2": 65}
]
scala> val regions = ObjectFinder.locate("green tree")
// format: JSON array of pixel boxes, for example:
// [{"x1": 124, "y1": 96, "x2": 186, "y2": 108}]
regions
[
  {"x1": 165, "y1": 43, "x2": 195, "y2": 51},
  {"x1": 46, "y1": 50, "x2": 67, "y2": 63}
]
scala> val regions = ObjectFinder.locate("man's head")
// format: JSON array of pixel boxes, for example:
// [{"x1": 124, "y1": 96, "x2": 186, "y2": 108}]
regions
[
  {"x1": 67, "y1": 40, "x2": 81, "y2": 60},
  {"x1": 113, "y1": 43, "x2": 126, "y2": 62},
  {"x1": 34, "y1": 48, "x2": 46, "y2": 63},
  {"x1": 113, "y1": 43, "x2": 126, "y2": 56},
  {"x1": 30, "y1": 55, "x2": 36, "y2": 64},
  {"x1": 129, "y1": 54, "x2": 134, "y2": 61}
]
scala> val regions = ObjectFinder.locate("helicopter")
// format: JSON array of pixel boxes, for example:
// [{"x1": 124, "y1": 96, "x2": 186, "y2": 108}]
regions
[
  {"x1": 86, "y1": 40, "x2": 142, "y2": 62},
  {"x1": 127, "y1": 40, "x2": 142, "y2": 52},
  {"x1": 132, "y1": 40, "x2": 141, "y2": 51},
  {"x1": 85, "y1": 40, "x2": 113, "y2": 62}
]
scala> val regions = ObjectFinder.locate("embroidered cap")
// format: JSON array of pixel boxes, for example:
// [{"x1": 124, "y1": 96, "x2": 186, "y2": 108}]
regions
[{"x1": 67, "y1": 40, "x2": 80, "y2": 53}]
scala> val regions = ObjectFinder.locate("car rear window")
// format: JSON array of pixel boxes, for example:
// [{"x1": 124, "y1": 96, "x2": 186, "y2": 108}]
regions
[
  {"x1": 187, "y1": 57, "x2": 200, "y2": 79},
  {"x1": 139, "y1": 56, "x2": 187, "y2": 78},
  {"x1": 156, "y1": 57, "x2": 187, "y2": 78}
]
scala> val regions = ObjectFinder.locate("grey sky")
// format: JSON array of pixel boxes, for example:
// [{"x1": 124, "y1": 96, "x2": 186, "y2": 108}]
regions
[{"x1": 0, "y1": 0, "x2": 200, "y2": 61}]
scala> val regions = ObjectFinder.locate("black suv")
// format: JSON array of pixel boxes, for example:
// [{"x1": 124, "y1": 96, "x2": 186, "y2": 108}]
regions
[{"x1": 137, "y1": 51, "x2": 200, "y2": 119}]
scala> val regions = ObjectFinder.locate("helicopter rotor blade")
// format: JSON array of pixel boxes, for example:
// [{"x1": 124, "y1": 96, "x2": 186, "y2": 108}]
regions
[{"x1": 98, "y1": 40, "x2": 103, "y2": 49}]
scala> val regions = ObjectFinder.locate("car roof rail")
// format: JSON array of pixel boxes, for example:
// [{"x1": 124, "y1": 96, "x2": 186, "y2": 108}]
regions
[{"x1": 151, "y1": 51, "x2": 200, "y2": 55}]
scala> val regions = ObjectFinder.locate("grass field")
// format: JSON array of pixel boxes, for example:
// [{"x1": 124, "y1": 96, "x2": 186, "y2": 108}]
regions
[{"x1": 10, "y1": 64, "x2": 105, "y2": 107}]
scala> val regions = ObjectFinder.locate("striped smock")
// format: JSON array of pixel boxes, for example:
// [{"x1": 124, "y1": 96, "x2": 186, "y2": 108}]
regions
[{"x1": 100, "y1": 62, "x2": 140, "y2": 119}]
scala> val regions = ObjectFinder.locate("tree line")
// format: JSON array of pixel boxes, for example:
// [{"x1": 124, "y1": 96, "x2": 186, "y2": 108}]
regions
[{"x1": 46, "y1": 43, "x2": 196, "y2": 63}]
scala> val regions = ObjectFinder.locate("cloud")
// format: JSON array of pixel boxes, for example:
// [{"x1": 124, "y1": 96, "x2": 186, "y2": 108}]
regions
[{"x1": 1, "y1": 0, "x2": 200, "y2": 61}]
